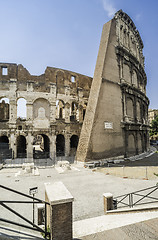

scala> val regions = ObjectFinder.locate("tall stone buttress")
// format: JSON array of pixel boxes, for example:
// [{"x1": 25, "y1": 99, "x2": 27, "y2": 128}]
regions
[{"x1": 76, "y1": 10, "x2": 149, "y2": 162}]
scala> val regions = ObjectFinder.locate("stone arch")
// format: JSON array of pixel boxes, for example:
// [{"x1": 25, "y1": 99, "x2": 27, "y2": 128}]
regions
[
  {"x1": 33, "y1": 134, "x2": 50, "y2": 159},
  {"x1": 56, "y1": 70, "x2": 65, "y2": 94},
  {"x1": 70, "y1": 135, "x2": 79, "y2": 156},
  {"x1": 128, "y1": 133, "x2": 136, "y2": 156},
  {"x1": 0, "y1": 135, "x2": 12, "y2": 160},
  {"x1": 71, "y1": 101, "x2": 78, "y2": 121},
  {"x1": 142, "y1": 104, "x2": 147, "y2": 124},
  {"x1": 17, "y1": 135, "x2": 27, "y2": 158},
  {"x1": 123, "y1": 63, "x2": 131, "y2": 84},
  {"x1": 83, "y1": 103, "x2": 87, "y2": 120},
  {"x1": 17, "y1": 98, "x2": 27, "y2": 119},
  {"x1": 56, "y1": 100, "x2": 65, "y2": 119},
  {"x1": 136, "y1": 101, "x2": 141, "y2": 121},
  {"x1": 33, "y1": 98, "x2": 50, "y2": 119},
  {"x1": 126, "y1": 97, "x2": 134, "y2": 120},
  {"x1": 0, "y1": 135, "x2": 9, "y2": 149},
  {"x1": 0, "y1": 98, "x2": 9, "y2": 121},
  {"x1": 56, "y1": 134, "x2": 65, "y2": 156},
  {"x1": 132, "y1": 70, "x2": 137, "y2": 87}
]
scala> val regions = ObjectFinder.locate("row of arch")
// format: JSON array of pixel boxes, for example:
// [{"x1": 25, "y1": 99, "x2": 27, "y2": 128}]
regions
[
  {"x1": 123, "y1": 64, "x2": 146, "y2": 92},
  {"x1": 0, "y1": 97, "x2": 87, "y2": 121},
  {"x1": 127, "y1": 132, "x2": 148, "y2": 157},
  {"x1": 126, "y1": 97, "x2": 148, "y2": 123},
  {"x1": 0, "y1": 134, "x2": 79, "y2": 159},
  {"x1": 119, "y1": 24, "x2": 144, "y2": 65}
]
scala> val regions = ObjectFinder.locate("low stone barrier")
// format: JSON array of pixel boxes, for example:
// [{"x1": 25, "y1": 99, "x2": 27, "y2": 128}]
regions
[{"x1": 99, "y1": 166, "x2": 158, "y2": 180}]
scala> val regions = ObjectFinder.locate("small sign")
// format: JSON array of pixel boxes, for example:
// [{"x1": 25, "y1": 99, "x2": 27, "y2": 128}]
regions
[
  {"x1": 29, "y1": 187, "x2": 38, "y2": 195},
  {"x1": 104, "y1": 122, "x2": 113, "y2": 129}
]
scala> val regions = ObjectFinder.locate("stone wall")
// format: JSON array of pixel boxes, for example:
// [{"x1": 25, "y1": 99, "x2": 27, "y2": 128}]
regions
[
  {"x1": 76, "y1": 10, "x2": 149, "y2": 162},
  {"x1": 0, "y1": 63, "x2": 92, "y2": 160}
]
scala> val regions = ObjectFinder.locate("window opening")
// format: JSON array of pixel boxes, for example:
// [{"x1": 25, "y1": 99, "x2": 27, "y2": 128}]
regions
[
  {"x1": 2, "y1": 67, "x2": 8, "y2": 76},
  {"x1": 71, "y1": 76, "x2": 76, "y2": 83}
]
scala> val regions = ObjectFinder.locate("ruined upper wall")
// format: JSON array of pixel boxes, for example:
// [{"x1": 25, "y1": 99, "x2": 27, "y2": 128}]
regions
[
  {"x1": 115, "y1": 9, "x2": 144, "y2": 67},
  {"x1": 0, "y1": 63, "x2": 92, "y2": 97}
]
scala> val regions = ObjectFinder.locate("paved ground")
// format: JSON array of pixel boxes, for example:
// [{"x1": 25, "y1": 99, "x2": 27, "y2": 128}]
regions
[
  {"x1": 80, "y1": 217, "x2": 158, "y2": 240},
  {"x1": 110, "y1": 146, "x2": 158, "y2": 167},
  {"x1": 0, "y1": 159, "x2": 158, "y2": 239}
]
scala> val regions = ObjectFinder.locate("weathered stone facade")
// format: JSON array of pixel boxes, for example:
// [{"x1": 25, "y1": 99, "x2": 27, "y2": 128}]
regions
[
  {"x1": 76, "y1": 10, "x2": 149, "y2": 162},
  {"x1": 0, "y1": 10, "x2": 149, "y2": 163},
  {"x1": 0, "y1": 64, "x2": 92, "y2": 161}
]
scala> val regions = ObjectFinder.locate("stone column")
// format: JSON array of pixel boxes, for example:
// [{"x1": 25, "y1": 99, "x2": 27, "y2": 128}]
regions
[
  {"x1": 9, "y1": 79, "x2": 17, "y2": 127},
  {"x1": 45, "y1": 182, "x2": 74, "y2": 240},
  {"x1": 65, "y1": 134, "x2": 70, "y2": 157},
  {"x1": 10, "y1": 132, "x2": 16, "y2": 159},
  {"x1": 65, "y1": 103, "x2": 70, "y2": 123},
  {"x1": 103, "y1": 193, "x2": 113, "y2": 214},
  {"x1": 49, "y1": 134, "x2": 56, "y2": 160},
  {"x1": 26, "y1": 133, "x2": 33, "y2": 162},
  {"x1": 26, "y1": 101, "x2": 33, "y2": 122},
  {"x1": 50, "y1": 101, "x2": 56, "y2": 122}
]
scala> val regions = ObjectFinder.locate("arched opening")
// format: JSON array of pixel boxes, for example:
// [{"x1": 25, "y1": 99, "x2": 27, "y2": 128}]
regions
[
  {"x1": 56, "y1": 134, "x2": 65, "y2": 156},
  {"x1": 132, "y1": 70, "x2": 137, "y2": 87},
  {"x1": 128, "y1": 134, "x2": 136, "y2": 156},
  {"x1": 0, "y1": 136, "x2": 12, "y2": 161},
  {"x1": 123, "y1": 64, "x2": 131, "y2": 84},
  {"x1": 136, "y1": 101, "x2": 141, "y2": 121},
  {"x1": 127, "y1": 98, "x2": 134, "y2": 120},
  {"x1": 0, "y1": 136, "x2": 9, "y2": 150},
  {"x1": 142, "y1": 104, "x2": 147, "y2": 124},
  {"x1": 17, "y1": 98, "x2": 27, "y2": 119},
  {"x1": 70, "y1": 135, "x2": 79, "y2": 156},
  {"x1": 17, "y1": 135, "x2": 26, "y2": 158},
  {"x1": 70, "y1": 102, "x2": 78, "y2": 121},
  {"x1": 33, "y1": 134, "x2": 50, "y2": 159},
  {"x1": 0, "y1": 98, "x2": 9, "y2": 121},
  {"x1": 56, "y1": 100, "x2": 65, "y2": 119}
]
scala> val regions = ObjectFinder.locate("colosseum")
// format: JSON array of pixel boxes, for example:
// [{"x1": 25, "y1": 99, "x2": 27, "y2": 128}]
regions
[{"x1": 0, "y1": 10, "x2": 149, "y2": 164}]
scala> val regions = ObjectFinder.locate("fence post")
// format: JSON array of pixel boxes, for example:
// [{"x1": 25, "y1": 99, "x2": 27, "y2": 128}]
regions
[
  {"x1": 103, "y1": 193, "x2": 113, "y2": 213},
  {"x1": 45, "y1": 182, "x2": 74, "y2": 240}
]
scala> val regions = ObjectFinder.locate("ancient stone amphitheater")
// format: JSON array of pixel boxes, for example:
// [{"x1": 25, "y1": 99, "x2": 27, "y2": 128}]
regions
[{"x1": 0, "y1": 10, "x2": 149, "y2": 163}]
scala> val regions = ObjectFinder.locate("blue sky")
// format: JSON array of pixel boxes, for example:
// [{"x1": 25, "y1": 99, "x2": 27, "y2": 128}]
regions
[{"x1": 0, "y1": 0, "x2": 158, "y2": 109}]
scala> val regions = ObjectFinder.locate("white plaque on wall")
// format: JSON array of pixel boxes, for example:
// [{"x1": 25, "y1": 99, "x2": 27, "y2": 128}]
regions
[{"x1": 104, "y1": 122, "x2": 113, "y2": 129}]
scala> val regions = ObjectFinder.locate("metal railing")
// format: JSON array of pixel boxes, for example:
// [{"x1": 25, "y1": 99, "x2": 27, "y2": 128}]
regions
[
  {"x1": 0, "y1": 185, "x2": 50, "y2": 239},
  {"x1": 113, "y1": 185, "x2": 158, "y2": 209}
]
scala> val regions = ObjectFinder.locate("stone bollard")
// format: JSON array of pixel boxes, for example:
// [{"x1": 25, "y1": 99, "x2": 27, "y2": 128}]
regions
[
  {"x1": 103, "y1": 193, "x2": 113, "y2": 214},
  {"x1": 45, "y1": 182, "x2": 74, "y2": 240}
]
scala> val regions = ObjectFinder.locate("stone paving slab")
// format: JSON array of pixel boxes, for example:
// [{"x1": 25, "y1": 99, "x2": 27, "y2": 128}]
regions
[
  {"x1": 81, "y1": 217, "x2": 158, "y2": 240},
  {"x1": 73, "y1": 211, "x2": 158, "y2": 238}
]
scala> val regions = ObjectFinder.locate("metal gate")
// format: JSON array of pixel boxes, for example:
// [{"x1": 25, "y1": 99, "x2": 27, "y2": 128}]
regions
[{"x1": 0, "y1": 184, "x2": 50, "y2": 239}]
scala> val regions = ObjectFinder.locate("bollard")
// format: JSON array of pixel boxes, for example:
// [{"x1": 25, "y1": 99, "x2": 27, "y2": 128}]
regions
[
  {"x1": 103, "y1": 193, "x2": 113, "y2": 214},
  {"x1": 45, "y1": 182, "x2": 74, "y2": 240}
]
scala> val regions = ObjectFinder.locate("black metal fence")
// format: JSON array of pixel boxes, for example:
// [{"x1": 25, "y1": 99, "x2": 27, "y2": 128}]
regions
[
  {"x1": 113, "y1": 185, "x2": 158, "y2": 209},
  {"x1": 0, "y1": 185, "x2": 50, "y2": 239}
]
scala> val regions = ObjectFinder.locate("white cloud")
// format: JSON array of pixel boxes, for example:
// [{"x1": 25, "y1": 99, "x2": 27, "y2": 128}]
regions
[
  {"x1": 135, "y1": 13, "x2": 141, "y2": 21},
  {"x1": 102, "y1": 0, "x2": 116, "y2": 17}
]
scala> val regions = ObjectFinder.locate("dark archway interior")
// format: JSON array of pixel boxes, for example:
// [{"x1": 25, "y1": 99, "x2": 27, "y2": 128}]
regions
[
  {"x1": 70, "y1": 135, "x2": 79, "y2": 149},
  {"x1": 0, "y1": 136, "x2": 12, "y2": 161},
  {"x1": 56, "y1": 134, "x2": 65, "y2": 156},
  {"x1": 70, "y1": 135, "x2": 79, "y2": 156},
  {"x1": 33, "y1": 134, "x2": 50, "y2": 159},
  {"x1": 17, "y1": 135, "x2": 26, "y2": 158}
]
